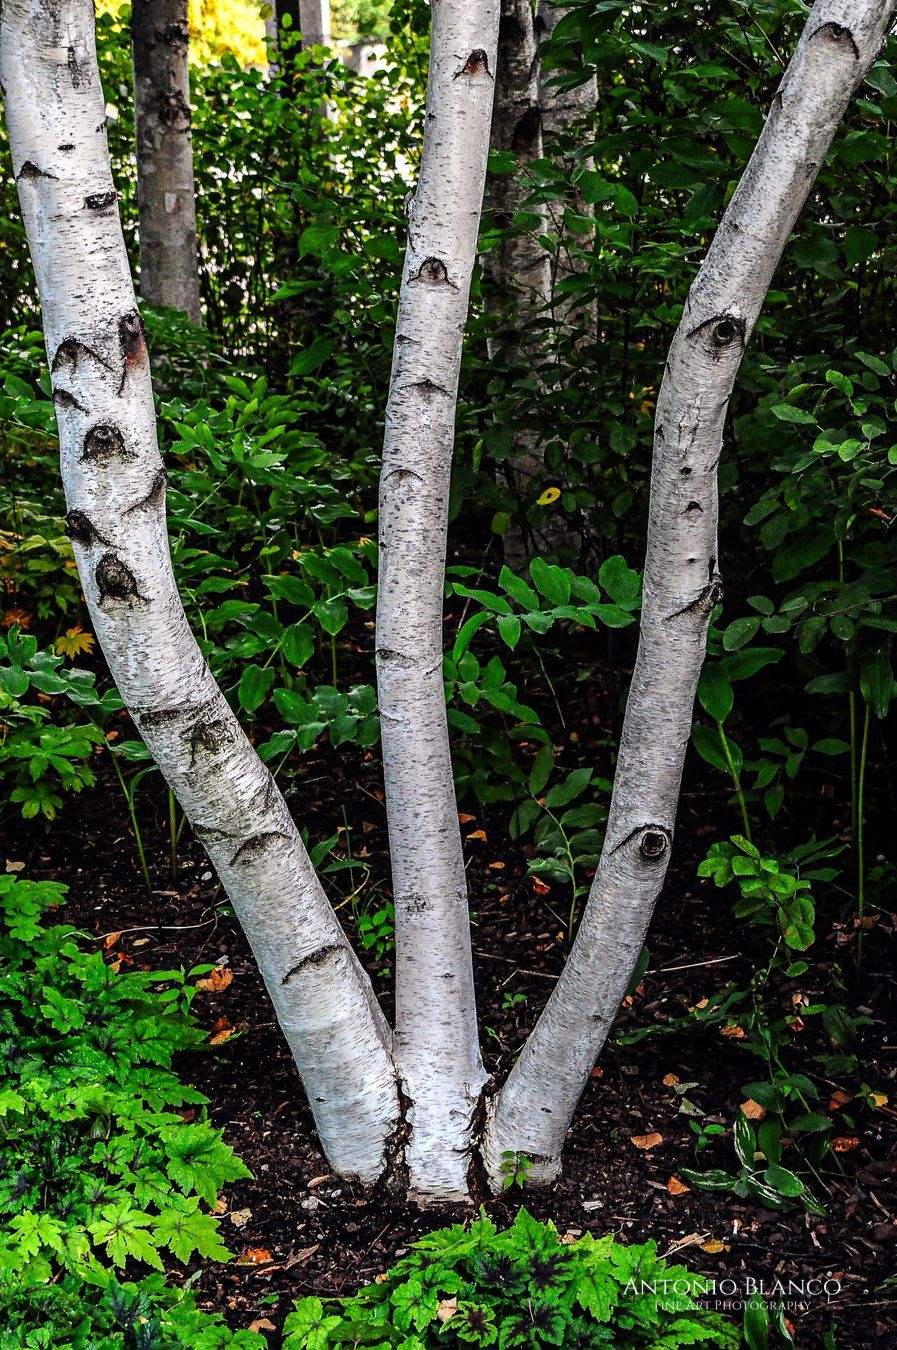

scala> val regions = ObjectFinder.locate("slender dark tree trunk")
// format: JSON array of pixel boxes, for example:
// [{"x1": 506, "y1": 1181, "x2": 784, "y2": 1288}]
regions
[{"x1": 131, "y1": 0, "x2": 201, "y2": 322}]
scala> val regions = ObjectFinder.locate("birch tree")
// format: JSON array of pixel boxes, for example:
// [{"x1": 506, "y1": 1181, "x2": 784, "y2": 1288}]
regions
[
  {"x1": 299, "y1": 0, "x2": 330, "y2": 47},
  {"x1": 2, "y1": 0, "x2": 892, "y2": 1207},
  {"x1": 376, "y1": 0, "x2": 500, "y2": 1201},
  {"x1": 131, "y1": 0, "x2": 202, "y2": 322},
  {"x1": 1, "y1": 0, "x2": 398, "y2": 1186},
  {"x1": 481, "y1": 0, "x2": 897, "y2": 1186}
]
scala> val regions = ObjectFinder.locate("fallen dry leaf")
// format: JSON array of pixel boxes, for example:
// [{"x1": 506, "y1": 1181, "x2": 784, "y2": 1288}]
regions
[
  {"x1": 488, "y1": 860, "x2": 506, "y2": 870},
  {"x1": 662, "y1": 1072, "x2": 680, "y2": 1088},
  {"x1": 436, "y1": 1298, "x2": 457, "y2": 1324},
  {"x1": 740, "y1": 1099, "x2": 767, "y2": 1121},
  {"x1": 720, "y1": 1024, "x2": 746, "y2": 1039},
  {"x1": 210, "y1": 1016, "x2": 236, "y2": 1045},
  {"x1": 458, "y1": 812, "x2": 476, "y2": 823},
  {"x1": 831, "y1": 1136, "x2": 860, "y2": 1153},
  {"x1": 213, "y1": 1198, "x2": 228, "y2": 1215},
  {"x1": 466, "y1": 829, "x2": 487, "y2": 842},
  {"x1": 236, "y1": 1248, "x2": 272, "y2": 1266},
  {"x1": 630, "y1": 1132, "x2": 663, "y2": 1151},
  {"x1": 870, "y1": 1092, "x2": 888, "y2": 1108},
  {"x1": 667, "y1": 1176, "x2": 690, "y2": 1196},
  {"x1": 248, "y1": 1320, "x2": 276, "y2": 1334},
  {"x1": 701, "y1": 1238, "x2": 730, "y2": 1254},
  {"x1": 828, "y1": 1089, "x2": 853, "y2": 1110},
  {"x1": 229, "y1": 1208, "x2": 252, "y2": 1229},
  {"x1": 197, "y1": 966, "x2": 234, "y2": 994},
  {"x1": 307, "y1": 1174, "x2": 333, "y2": 1189},
  {"x1": 103, "y1": 931, "x2": 122, "y2": 950},
  {"x1": 5, "y1": 860, "x2": 25, "y2": 873},
  {"x1": 532, "y1": 878, "x2": 551, "y2": 896}
]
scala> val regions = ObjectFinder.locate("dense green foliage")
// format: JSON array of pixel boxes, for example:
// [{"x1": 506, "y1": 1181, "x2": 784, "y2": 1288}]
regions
[{"x1": 281, "y1": 1209, "x2": 739, "y2": 1348}]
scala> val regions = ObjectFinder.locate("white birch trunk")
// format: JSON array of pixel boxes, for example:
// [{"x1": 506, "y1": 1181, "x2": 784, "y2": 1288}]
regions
[
  {"x1": 482, "y1": 0, "x2": 896, "y2": 1188},
  {"x1": 376, "y1": 0, "x2": 499, "y2": 1200},
  {"x1": 1, "y1": 0, "x2": 399, "y2": 1184},
  {"x1": 131, "y1": 0, "x2": 201, "y2": 323}
]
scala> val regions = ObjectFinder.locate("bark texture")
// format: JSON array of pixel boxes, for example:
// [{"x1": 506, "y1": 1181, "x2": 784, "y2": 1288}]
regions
[
  {"x1": 376, "y1": 0, "x2": 500, "y2": 1200},
  {"x1": 484, "y1": 0, "x2": 552, "y2": 566},
  {"x1": 299, "y1": 0, "x2": 330, "y2": 46},
  {"x1": 536, "y1": 2, "x2": 597, "y2": 340},
  {"x1": 482, "y1": 0, "x2": 896, "y2": 1188},
  {"x1": 131, "y1": 0, "x2": 201, "y2": 322},
  {"x1": 1, "y1": 0, "x2": 399, "y2": 1183}
]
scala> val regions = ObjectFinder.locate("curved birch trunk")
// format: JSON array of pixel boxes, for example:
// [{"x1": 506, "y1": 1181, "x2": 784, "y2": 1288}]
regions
[
  {"x1": 1, "y1": 0, "x2": 399, "y2": 1184},
  {"x1": 131, "y1": 0, "x2": 201, "y2": 323},
  {"x1": 481, "y1": 0, "x2": 896, "y2": 1188},
  {"x1": 376, "y1": 0, "x2": 499, "y2": 1200}
]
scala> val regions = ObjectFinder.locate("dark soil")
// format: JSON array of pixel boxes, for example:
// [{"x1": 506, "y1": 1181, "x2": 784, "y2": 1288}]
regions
[{"x1": 8, "y1": 685, "x2": 897, "y2": 1350}]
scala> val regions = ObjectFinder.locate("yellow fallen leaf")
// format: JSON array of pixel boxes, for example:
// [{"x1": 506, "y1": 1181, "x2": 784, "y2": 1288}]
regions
[
  {"x1": 630, "y1": 1132, "x2": 663, "y2": 1151},
  {"x1": 870, "y1": 1092, "x2": 888, "y2": 1108},
  {"x1": 54, "y1": 625, "x2": 95, "y2": 659},
  {"x1": 701, "y1": 1238, "x2": 730, "y2": 1254}
]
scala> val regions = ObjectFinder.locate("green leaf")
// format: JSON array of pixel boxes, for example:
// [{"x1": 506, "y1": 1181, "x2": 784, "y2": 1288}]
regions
[
  {"x1": 598, "y1": 555, "x2": 641, "y2": 606},
  {"x1": 314, "y1": 598, "x2": 348, "y2": 635},
  {"x1": 238, "y1": 665, "x2": 275, "y2": 714},
  {"x1": 154, "y1": 1202, "x2": 230, "y2": 1263},
  {"x1": 545, "y1": 767, "x2": 592, "y2": 808},
  {"x1": 529, "y1": 557, "x2": 570, "y2": 606},
  {"x1": 770, "y1": 404, "x2": 816, "y2": 425},
  {"x1": 697, "y1": 665, "x2": 734, "y2": 721}
]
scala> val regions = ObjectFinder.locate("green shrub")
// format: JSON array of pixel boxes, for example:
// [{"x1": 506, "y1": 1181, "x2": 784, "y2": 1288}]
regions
[{"x1": 281, "y1": 1209, "x2": 739, "y2": 1348}]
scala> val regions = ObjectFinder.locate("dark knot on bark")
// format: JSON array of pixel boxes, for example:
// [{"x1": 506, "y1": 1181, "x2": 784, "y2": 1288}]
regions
[
  {"x1": 83, "y1": 423, "x2": 132, "y2": 464},
  {"x1": 95, "y1": 552, "x2": 142, "y2": 604},
  {"x1": 455, "y1": 49, "x2": 492, "y2": 80}
]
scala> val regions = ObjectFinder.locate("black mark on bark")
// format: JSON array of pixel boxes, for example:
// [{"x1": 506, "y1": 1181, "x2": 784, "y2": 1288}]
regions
[
  {"x1": 281, "y1": 944, "x2": 344, "y2": 984},
  {"x1": 186, "y1": 717, "x2": 233, "y2": 765},
  {"x1": 68, "y1": 45, "x2": 90, "y2": 88},
  {"x1": 412, "y1": 257, "x2": 457, "y2": 288},
  {"x1": 85, "y1": 190, "x2": 117, "y2": 211},
  {"x1": 385, "y1": 468, "x2": 423, "y2": 484},
  {"x1": 610, "y1": 822, "x2": 672, "y2": 859},
  {"x1": 684, "y1": 500, "x2": 703, "y2": 515},
  {"x1": 454, "y1": 49, "x2": 493, "y2": 80},
  {"x1": 665, "y1": 557, "x2": 723, "y2": 622},
  {"x1": 687, "y1": 312, "x2": 746, "y2": 358},
  {"x1": 53, "y1": 388, "x2": 88, "y2": 415},
  {"x1": 410, "y1": 379, "x2": 449, "y2": 397},
  {"x1": 159, "y1": 90, "x2": 190, "y2": 130},
  {"x1": 17, "y1": 161, "x2": 57, "y2": 181},
  {"x1": 230, "y1": 831, "x2": 290, "y2": 867},
  {"x1": 65, "y1": 509, "x2": 105, "y2": 547},
  {"x1": 811, "y1": 22, "x2": 860, "y2": 60},
  {"x1": 118, "y1": 311, "x2": 147, "y2": 393},
  {"x1": 95, "y1": 552, "x2": 144, "y2": 604},
  {"x1": 159, "y1": 21, "x2": 188, "y2": 50},
  {"x1": 58, "y1": 143, "x2": 75, "y2": 152},
  {"x1": 125, "y1": 468, "x2": 167, "y2": 514},
  {"x1": 52, "y1": 339, "x2": 112, "y2": 377},
  {"x1": 376, "y1": 647, "x2": 416, "y2": 668},
  {"x1": 83, "y1": 423, "x2": 133, "y2": 464}
]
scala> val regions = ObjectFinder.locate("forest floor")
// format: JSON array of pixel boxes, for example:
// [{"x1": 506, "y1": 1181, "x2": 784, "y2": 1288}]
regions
[{"x1": 9, "y1": 684, "x2": 897, "y2": 1350}]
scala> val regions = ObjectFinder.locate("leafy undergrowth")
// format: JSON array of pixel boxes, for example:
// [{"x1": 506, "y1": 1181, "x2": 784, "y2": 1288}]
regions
[
  {"x1": 0, "y1": 873, "x2": 739, "y2": 1348},
  {"x1": 281, "y1": 1209, "x2": 741, "y2": 1348}
]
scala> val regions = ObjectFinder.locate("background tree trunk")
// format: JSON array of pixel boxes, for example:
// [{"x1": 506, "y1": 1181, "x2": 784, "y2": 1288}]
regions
[
  {"x1": 2, "y1": 0, "x2": 399, "y2": 1184},
  {"x1": 482, "y1": 0, "x2": 896, "y2": 1189},
  {"x1": 131, "y1": 0, "x2": 202, "y2": 322},
  {"x1": 299, "y1": 0, "x2": 330, "y2": 46},
  {"x1": 484, "y1": 0, "x2": 552, "y2": 567},
  {"x1": 376, "y1": 0, "x2": 500, "y2": 1201}
]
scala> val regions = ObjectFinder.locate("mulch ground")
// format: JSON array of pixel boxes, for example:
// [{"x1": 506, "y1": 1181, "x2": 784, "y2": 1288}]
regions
[{"x1": 8, "y1": 657, "x2": 897, "y2": 1350}]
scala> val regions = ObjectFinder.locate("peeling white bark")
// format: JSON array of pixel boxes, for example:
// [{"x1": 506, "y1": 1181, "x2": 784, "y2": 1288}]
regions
[
  {"x1": 1, "y1": 0, "x2": 399, "y2": 1184},
  {"x1": 131, "y1": 0, "x2": 201, "y2": 322},
  {"x1": 376, "y1": 0, "x2": 499, "y2": 1200},
  {"x1": 482, "y1": 0, "x2": 896, "y2": 1188}
]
